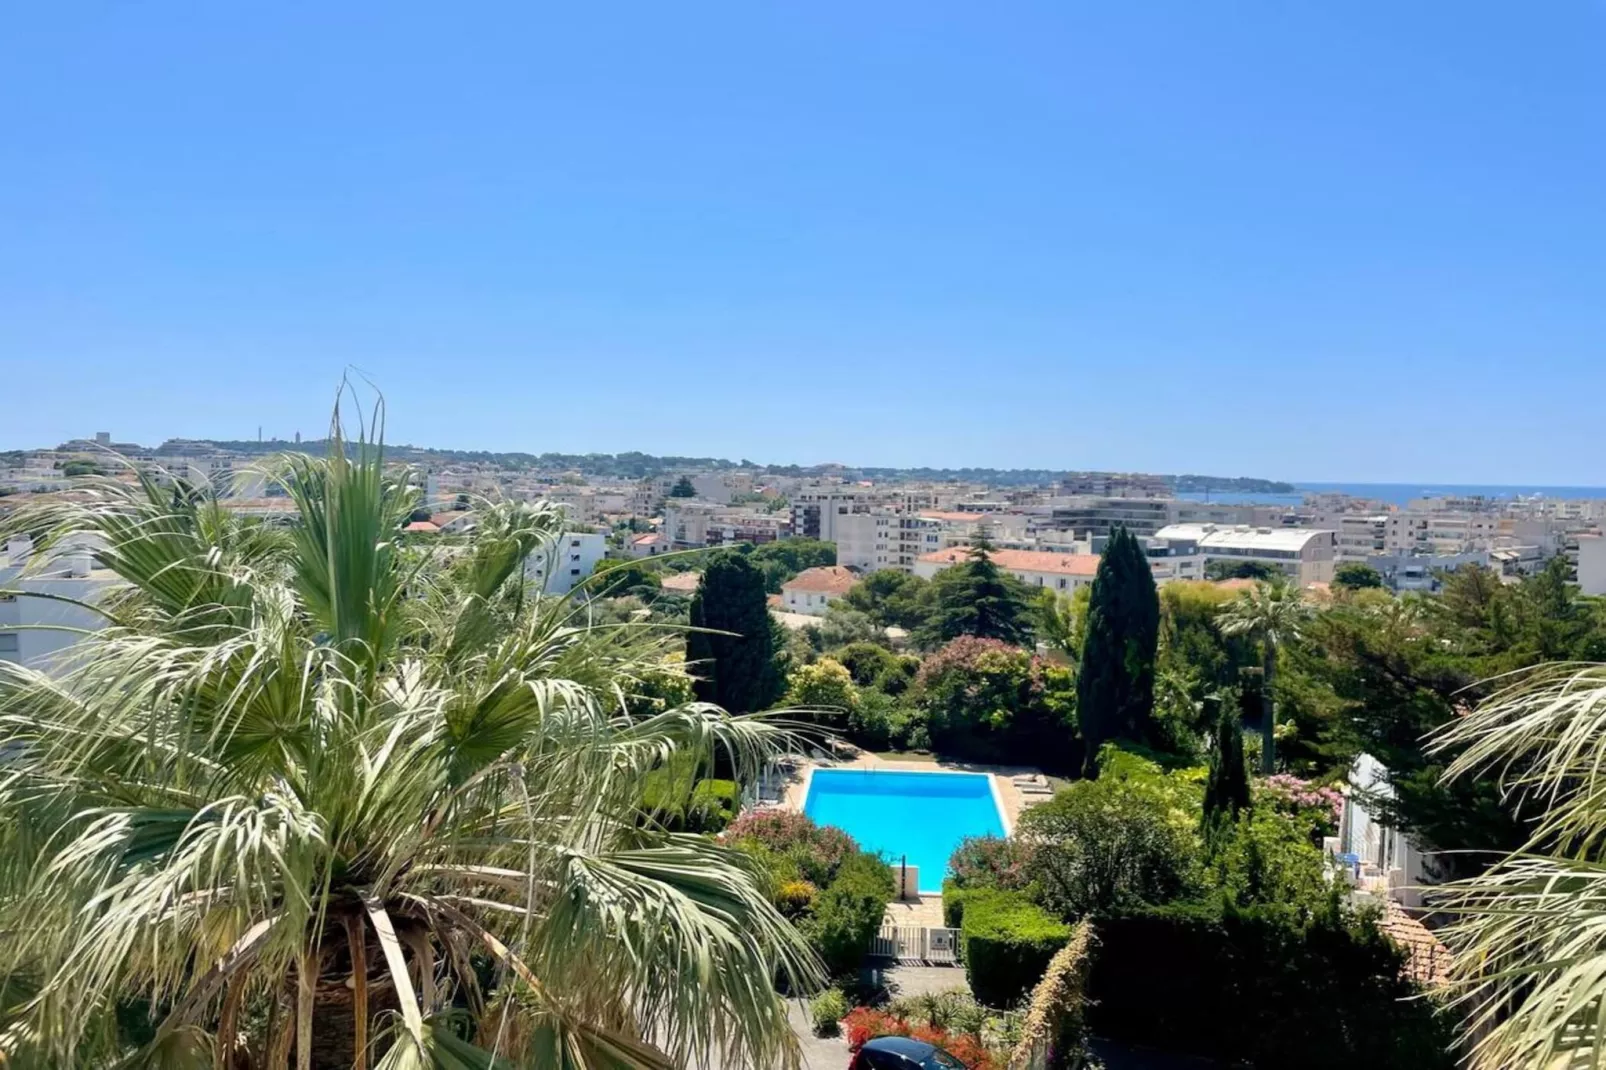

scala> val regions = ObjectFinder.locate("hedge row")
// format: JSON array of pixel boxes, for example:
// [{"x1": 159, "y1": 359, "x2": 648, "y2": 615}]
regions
[
  {"x1": 1087, "y1": 900, "x2": 1456, "y2": 1069},
  {"x1": 1009, "y1": 922, "x2": 1095, "y2": 1070},
  {"x1": 960, "y1": 890, "x2": 1073, "y2": 1008}
]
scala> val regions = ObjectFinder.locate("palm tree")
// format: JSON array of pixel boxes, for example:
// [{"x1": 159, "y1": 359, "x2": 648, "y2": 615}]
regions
[
  {"x1": 1429, "y1": 663, "x2": 1606, "y2": 1069},
  {"x1": 1217, "y1": 578, "x2": 1308, "y2": 774},
  {"x1": 0, "y1": 401, "x2": 820, "y2": 1070}
]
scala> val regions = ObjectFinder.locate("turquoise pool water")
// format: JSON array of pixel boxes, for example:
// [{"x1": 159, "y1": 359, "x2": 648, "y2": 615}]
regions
[{"x1": 802, "y1": 768, "x2": 1006, "y2": 894}]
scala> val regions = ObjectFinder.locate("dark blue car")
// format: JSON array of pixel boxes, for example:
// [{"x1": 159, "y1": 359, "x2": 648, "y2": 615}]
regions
[{"x1": 848, "y1": 1035, "x2": 970, "y2": 1069}]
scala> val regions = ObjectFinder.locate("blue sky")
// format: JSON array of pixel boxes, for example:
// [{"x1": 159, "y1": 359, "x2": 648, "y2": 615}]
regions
[{"x1": 1, "y1": 3, "x2": 1601, "y2": 483}]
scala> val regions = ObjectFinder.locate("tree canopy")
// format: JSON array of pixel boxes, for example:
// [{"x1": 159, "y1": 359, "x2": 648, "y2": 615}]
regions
[{"x1": 914, "y1": 543, "x2": 1034, "y2": 649}]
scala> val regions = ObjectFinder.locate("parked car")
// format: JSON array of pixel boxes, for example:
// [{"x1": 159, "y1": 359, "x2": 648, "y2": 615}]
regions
[{"x1": 849, "y1": 1035, "x2": 970, "y2": 1069}]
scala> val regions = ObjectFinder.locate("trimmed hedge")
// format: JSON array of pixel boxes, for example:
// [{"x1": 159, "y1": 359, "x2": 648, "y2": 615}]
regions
[
  {"x1": 961, "y1": 891, "x2": 1073, "y2": 1009},
  {"x1": 1088, "y1": 899, "x2": 1456, "y2": 1069}
]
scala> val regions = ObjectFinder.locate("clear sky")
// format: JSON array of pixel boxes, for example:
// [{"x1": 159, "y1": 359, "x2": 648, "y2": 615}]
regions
[{"x1": 1, "y1": 3, "x2": 1601, "y2": 483}]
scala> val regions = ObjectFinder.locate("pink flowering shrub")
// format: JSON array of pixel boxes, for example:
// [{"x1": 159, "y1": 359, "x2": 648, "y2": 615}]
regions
[
  {"x1": 1257, "y1": 773, "x2": 1343, "y2": 840},
  {"x1": 948, "y1": 835, "x2": 1036, "y2": 892},
  {"x1": 723, "y1": 809, "x2": 855, "y2": 884}
]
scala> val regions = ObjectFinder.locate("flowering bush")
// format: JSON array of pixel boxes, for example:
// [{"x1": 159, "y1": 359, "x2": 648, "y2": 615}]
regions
[
  {"x1": 913, "y1": 637, "x2": 1076, "y2": 767},
  {"x1": 843, "y1": 1007, "x2": 1000, "y2": 1069},
  {"x1": 1257, "y1": 773, "x2": 1343, "y2": 839},
  {"x1": 723, "y1": 809, "x2": 854, "y2": 884},
  {"x1": 775, "y1": 879, "x2": 818, "y2": 919},
  {"x1": 948, "y1": 835, "x2": 1036, "y2": 892},
  {"x1": 844, "y1": 1007, "x2": 909, "y2": 1050}
]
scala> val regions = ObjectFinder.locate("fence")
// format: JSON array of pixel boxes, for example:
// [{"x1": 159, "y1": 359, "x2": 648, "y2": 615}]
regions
[{"x1": 869, "y1": 924, "x2": 962, "y2": 964}]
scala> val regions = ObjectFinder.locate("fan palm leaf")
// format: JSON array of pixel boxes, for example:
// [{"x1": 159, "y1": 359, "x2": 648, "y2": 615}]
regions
[
  {"x1": 0, "y1": 397, "x2": 820, "y2": 1070},
  {"x1": 1430, "y1": 662, "x2": 1606, "y2": 1068}
]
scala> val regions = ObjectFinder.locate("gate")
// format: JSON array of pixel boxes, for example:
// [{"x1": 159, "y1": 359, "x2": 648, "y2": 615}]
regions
[{"x1": 870, "y1": 925, "x2": 961, "y2": 964}]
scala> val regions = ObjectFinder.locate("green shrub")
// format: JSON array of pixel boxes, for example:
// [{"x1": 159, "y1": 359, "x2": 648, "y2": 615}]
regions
[
  {"x1": 1017, "y1": 776, "x2": 1198, "y2": 919},
  {"x1": 809, "y1": 989, "x2": 849, "y2": 1037},
  {"x1": 1203, "y1": 810, "x2": 1326, "y2": 909},
  {"x1": 1087, "y1": 898, "x2": 1456, "y2": 1069},
  {"x1": 961, "y1": 891, "x2": 1073, "y2": 1008},
  {"x1": 807, "y1": 852, "x2": 897, "y2": 977},
  {"x1": 687, "y1": 778, "x2": 738, "y2": 832}
]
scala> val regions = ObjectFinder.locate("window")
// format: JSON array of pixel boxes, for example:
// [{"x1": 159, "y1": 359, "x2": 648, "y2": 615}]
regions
[
  {"x1": 0, "y1": 594, "x2": 14, "y2": 603},
  {"x1": 0, "y1": 634, "x2": 17, "y2": 654},
  {"x1": 570, "y1": 568, "x2": 581, "y2": 576},
  {"x1": 570, "y1": 539, "x2": 580, "y2": 548}
]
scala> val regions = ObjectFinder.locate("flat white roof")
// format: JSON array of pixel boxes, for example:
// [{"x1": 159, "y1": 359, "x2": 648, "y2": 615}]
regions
[{"x1": 1154, "y1": 523, "x2": 1331, "y2": 553}]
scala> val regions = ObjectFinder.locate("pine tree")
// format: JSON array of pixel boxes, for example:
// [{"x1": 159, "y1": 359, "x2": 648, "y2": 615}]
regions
[
  {"x1": 1201, "y1": 696, "x2": 1251, "y2": 837},
  {"x1": 1075, "y1": 526, "x2": 1160, "y2": 776},
  {"x1": 686, "y1": 551, "x2": 784, "y2": 713},
  {"x1": 914, "y1": 539, "x2": 1034, "y2": 649}
]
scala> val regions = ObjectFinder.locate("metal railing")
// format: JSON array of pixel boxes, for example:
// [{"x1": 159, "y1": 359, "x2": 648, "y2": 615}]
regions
[{"x1": 869, "y1": 925, "x2": 962, "y2": 965}]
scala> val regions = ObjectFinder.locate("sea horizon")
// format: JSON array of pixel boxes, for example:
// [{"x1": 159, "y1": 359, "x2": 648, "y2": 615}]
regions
[{"x1": 1178, "y1": 482, "x2": 1606, "y2": 508}]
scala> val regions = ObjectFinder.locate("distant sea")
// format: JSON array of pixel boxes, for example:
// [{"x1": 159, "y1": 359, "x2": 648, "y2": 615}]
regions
[{"x1": 1176, "y1": 483, "x2": 1606, "y2": 508}]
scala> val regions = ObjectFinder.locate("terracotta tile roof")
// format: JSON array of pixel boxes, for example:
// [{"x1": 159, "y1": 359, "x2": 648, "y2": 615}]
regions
[
  {"x1": 630, "y1": 532, "x2": 665, "y2": 546},
  {"x1": 1379, "y1": 901, "x2": 1452, "y2": 988},
  {"x1": 781, "y1": 565, "x2": 859, "y2": 595},
  {"x1": 918, "y1": 547, "x2": 1100, "y2": 577},
  {"x1": 766, "y1": 593, "x2": 784, "y2": 608},
  {"x1": 429, "y1": 510, "x2": 471, "y2": 527},
  {"x1": 403, "y1": 520, "x2": 440, "y2": 533},
  {"x1": 659, "y1": 571, "x2": 702, "y2": 593}
]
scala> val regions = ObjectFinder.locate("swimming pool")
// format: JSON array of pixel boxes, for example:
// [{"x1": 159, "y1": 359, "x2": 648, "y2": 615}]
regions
[{"x1": 802, "y1": 768, "x2": 1008, "y2": 894}]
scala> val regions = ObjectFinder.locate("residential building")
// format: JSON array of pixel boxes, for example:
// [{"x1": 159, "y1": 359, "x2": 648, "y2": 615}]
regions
[
  {"x1": 1323, "y1": 515, "x2": 1389, "y2": 562},
  {"x1": 624, "y1": 532, "x2": 673, "y2": 559},
  {"x1": 524, "y1": 531, "x2": 607, "y2": 595},
  {"x1": 1336, "y1": 754, "x2": 1439, "y2": 910},
  {"x1": 835, "y1": 512, "x2": 946, "y2": 573},
  {"x1": 913, "y1": 547, "x2": 1101, "y2": 593},
  {"x1": 1039, "y1": 496, "x2": 1172, "y2": 538},
  {"x1": 780, "y1": 565, "x2": 859, "y2": 616},
  {"x1": 1580, "y1": 535, "x2": 1606, "y2": 596},
  {"x1": 1151, "y1": 523, "x2": 1337, "y2": 586},
  {"x1": 0, "y1": 536, "x2": 114, "y2": 672},
  {"x1": 1367, "y1": 551, "x2": 1489, "y2": 593}
]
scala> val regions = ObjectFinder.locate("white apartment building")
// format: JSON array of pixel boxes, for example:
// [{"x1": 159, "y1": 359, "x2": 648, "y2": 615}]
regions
[
  {"x1": 836, "y1": 512, "x2": 947, "y2": 573},
  {"x1": 914, "y1": 547, "x2": 1101, "y2": 593},
  {"x1": 1317, "y1": 514, "x2": 1388, "y2": 562},
  {"x1": 779, "y1": 566, "x2": 859, "y2": 616},
  {"x1": 1580, "y1": 535, "x2": 1606, "y2": 596},
  {"x1": 525, "y1": 531, "x2": 607, "y2": 595},
  {"x1": 0, "y1": 536, "x2": 114, "y2": 672},
  {"x1": 1151, "y1": 524, "x2": 1337, "y2": 586}
]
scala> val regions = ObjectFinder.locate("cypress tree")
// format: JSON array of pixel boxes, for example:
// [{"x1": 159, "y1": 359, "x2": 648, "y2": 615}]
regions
[
  {"x1": 686, "y1": 551, "x2": 784, "y2": 713},
  {"x1": 1201, "y1": 696, "x2": 1251, "y2": 837},
  {"x1": 1075, "y1": 526, "x2": 1160, "y2": 776}
]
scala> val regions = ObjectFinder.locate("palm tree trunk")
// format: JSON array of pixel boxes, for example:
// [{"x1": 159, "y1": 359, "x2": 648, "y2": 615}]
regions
[{"x1": 1261, "y1": 640, "x2": 1277, "y2": 774}]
